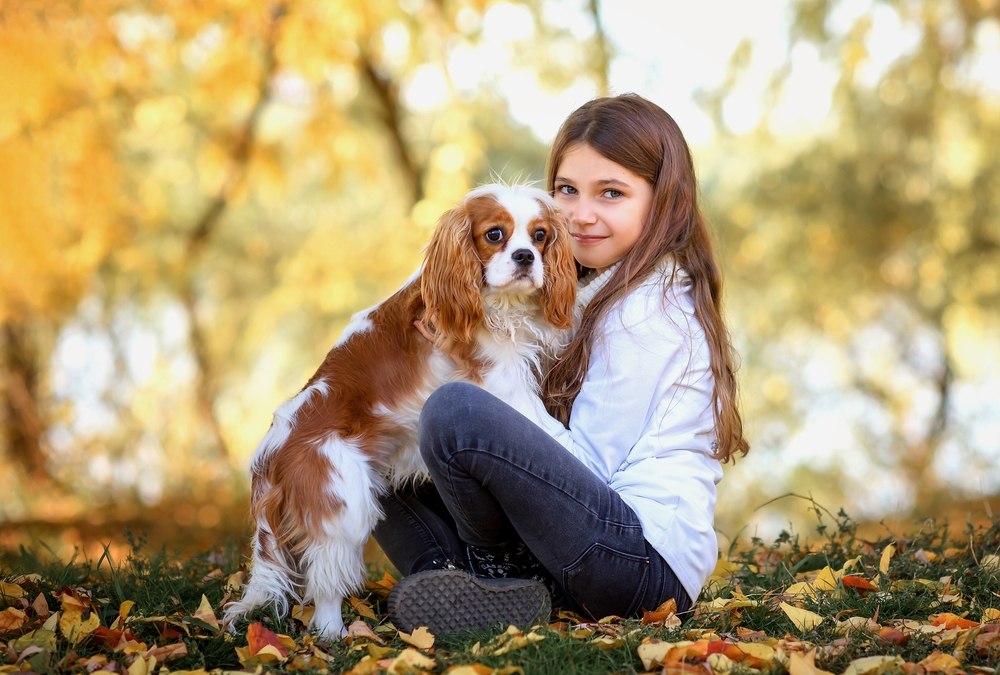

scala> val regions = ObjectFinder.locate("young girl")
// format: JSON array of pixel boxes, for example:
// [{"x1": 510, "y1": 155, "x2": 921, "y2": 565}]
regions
[{"x1": 372, "y1": 93, "x2": 749, "y2": 632}]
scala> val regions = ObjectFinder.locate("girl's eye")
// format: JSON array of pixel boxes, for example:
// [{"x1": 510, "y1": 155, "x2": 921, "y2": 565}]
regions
[
  {"x1": 604, "y1": 189, "x2": 623, "y2": 198},
  {"x1": 485, "y1": 228, "x2": 504, "y2": 243},
  {"x1": 533, "y1": 229, "x2": 547, "y2": 243},
  {"x1": 556, "y1": 185, "x2": 576, "y2": 195}
]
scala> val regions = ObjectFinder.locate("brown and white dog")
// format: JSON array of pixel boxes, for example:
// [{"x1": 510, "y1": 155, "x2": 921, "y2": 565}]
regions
[{"x1": 223, "y1": 184, "x2": 577, "y2": 639}]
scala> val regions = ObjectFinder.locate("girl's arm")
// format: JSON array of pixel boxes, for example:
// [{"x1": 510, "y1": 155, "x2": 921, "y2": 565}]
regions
[{"x1": 534, "y1": 283, "x2": 713, "y2": 482}]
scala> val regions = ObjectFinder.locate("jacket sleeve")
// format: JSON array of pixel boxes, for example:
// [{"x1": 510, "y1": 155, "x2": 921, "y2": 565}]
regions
[{"x1": 533, "y1": 284, "x2": 703, "y2": 482}]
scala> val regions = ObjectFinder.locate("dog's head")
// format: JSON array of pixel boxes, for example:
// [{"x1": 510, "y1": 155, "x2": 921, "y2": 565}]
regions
[{"x1": 422, "y1": 184, "x2": 577, "y2": 344}]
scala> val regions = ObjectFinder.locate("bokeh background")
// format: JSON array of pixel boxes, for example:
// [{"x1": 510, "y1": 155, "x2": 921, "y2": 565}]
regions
[{"x1": 2, "y1": 0, "x2": 999, "y2": 563}]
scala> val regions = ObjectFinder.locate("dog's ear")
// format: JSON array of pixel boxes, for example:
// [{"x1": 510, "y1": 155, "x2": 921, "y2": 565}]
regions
[
  {"x1": 540, "y1": 205, "x2": 577, "y2": 329},
  {"x1": 422, "y1": 204, "x2": 484, "y2": 344}
]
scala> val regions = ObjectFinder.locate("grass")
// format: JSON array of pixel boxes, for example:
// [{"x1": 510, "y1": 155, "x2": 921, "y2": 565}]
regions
[{"x1": 1, "y1": 507, "x2": 999, "y2": 674}]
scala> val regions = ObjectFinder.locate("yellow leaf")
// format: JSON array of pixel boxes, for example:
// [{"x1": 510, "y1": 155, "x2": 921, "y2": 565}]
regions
[
  {"x1": 291, "y1": 604, "x2": 314, "y2": 624},
  {"x1": 193, "y1": 594, "x2": 220, "y2": 631},
  {"x1": 398, "y1": 625, "x2": 435, "y2": 649},
  {"x1": 127, "y1": 655, "x2": 157, "y2": 675},
  {"x1": 879, "y1": 543, "x2": 896, "y2": 575},
  {"x1": 706, "y1": 596, "x2": 761, "y2": 610},
  {"x1": 982, "y1": 554, "x2": 1000, "y2": 572},
  {"x1": 60, "y1": 607, "x2": 101, "y2": 643},
  {"x1": 982, "y1": 608, "x2": 1000, "y2": 623},
  {"x1": 707, "y1": 653, "x2": 737, "y2": 673},
  {"x1": 119, "y1": 599, "x2": 136, "y2": 622},
  {"x1": 0, "y1": 582, "x2": 25, "y2": 600},
  {"x1": 491, "y1": 631, "x2": 545, "y2": 655},
  {"x1": 637, "y1": 640, "x2": 683, "y2": 670},
  {"x1": 348, "y1": 596, "x2": 378, "y2": 620},
  {"x1": 785, "y1": 581, "x2": 818, "y2": 599},
  {"x1": 343, "y1": 655, "x2": 381, "y2": 675},
  {"x1": 736, "y1": 642, "x2": 775, "y2": 660},
  {"x1": 811, "y1": 566, "x2": 841, "y2": 592},
  {"x1": 381, "y1": 647, "x2": 436, "y2": 673},
  {"x1": 788, "y1": 650, "x2": 835, "y2": 675},
  {"x1": 840, "y1": 555, "x2": 864, "y2": 573},
  {"x1": 842, "y1": 655, "x2": 904, "y2": 675},
  {"x1": 226, "y1": 570, "x2": 247, "y2": 591},
  {"x1": 445, "y1": 666, "x2": 494, "y2": 675},
  {"x1": 41, "y1": 612, "x2": 59, "y2": 631},
  {"x1": 779, "y1": 602, "x2": 824, "y2": 631}
]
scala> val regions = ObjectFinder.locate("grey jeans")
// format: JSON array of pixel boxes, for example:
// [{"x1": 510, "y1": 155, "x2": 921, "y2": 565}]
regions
[{"x1": 372, "y1": 382, "x2": 692, "y2": 619}]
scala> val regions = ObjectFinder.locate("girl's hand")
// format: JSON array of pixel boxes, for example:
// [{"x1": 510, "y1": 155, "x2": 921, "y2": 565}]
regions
[{"x1": 414, "y1": 319, "x2": 471, "y2": 371}]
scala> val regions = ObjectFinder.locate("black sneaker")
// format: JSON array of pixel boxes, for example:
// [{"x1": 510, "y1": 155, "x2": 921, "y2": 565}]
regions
[{"x1": 387, "y1": 569, "x2": 551, "y2": 634}]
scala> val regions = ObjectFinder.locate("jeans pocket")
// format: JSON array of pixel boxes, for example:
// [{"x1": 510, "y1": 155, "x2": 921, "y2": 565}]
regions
[{"x1": 562, "y1": 543, "x2": 649, "y2": 619}]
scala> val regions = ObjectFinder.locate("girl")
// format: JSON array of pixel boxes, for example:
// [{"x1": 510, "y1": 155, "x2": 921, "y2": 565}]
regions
[{"x1": 372, "y1": 93, "x2": 749, "y2": 632}]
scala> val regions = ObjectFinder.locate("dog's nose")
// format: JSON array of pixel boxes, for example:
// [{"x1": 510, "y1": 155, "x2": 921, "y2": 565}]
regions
[{"x1": 511, "y1": 248, "x2": 535, "y2": 266}]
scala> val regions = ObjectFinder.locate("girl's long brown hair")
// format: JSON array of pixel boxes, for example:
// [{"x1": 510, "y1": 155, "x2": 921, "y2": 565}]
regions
[{"x1": 541, "y1": 93, "x2": 749, "y2": 462}]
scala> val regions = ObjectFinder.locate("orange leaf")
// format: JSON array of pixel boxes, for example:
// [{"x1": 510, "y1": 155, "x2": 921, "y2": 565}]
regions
[
  {"x1": 841, "y1": 576, "x2": 878, "y2": 591},
  {"x1": 246, "y1": 622, "x2": 288, "y2": 657},
  {"x1": 0, "y1": 607, "x2": 28, "y2": 634},
  {"x1": 929, "y1": 612, "x2": 979, "y2": 629}
]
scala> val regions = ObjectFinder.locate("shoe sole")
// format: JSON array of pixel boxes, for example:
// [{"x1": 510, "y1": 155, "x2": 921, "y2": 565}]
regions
[{"x1": 387, "y1": 570, "x2": 551, "y2": 634}]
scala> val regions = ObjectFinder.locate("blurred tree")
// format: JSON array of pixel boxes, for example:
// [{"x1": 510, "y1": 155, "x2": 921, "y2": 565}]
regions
[
  {"x1": 0, "y1": 0, "x2": 609, "y2": 519},
  {"x1": 708, "y1": 0, "x2": 1000, "y2": 520}
]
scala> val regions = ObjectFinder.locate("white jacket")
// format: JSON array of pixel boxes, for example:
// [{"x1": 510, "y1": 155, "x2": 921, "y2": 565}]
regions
[{"x1": 536, "y1": 264, "x2": 723, "y2": 604}]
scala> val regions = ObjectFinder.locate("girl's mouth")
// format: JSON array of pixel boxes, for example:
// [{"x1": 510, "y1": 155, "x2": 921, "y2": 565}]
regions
[{"x1": 572, "y1": 234, "x2": 607, "y2": 245}]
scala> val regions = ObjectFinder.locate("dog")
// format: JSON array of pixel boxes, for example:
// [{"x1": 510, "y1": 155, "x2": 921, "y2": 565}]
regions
[{"x1": 223, "y1": 184, "x2": 577, "y2": 639}]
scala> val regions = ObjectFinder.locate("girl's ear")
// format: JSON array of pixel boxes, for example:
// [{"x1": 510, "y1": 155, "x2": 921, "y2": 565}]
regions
[
  {"x1": 422, "y1": 205, "x2": 484, "y2": 344},
  {"x1": 540, "y1": 207, "x2": 577, "y2": 329}
]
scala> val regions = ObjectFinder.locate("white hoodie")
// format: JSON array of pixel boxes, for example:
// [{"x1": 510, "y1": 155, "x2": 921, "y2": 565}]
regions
[{"x1": 535, "y1": 262, "x2": 723, "y2": 604}]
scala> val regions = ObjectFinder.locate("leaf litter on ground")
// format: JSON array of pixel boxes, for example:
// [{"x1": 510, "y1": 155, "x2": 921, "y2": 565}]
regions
[{"x1": 2, "y1": 508, "x2": 999, "y2": 674}]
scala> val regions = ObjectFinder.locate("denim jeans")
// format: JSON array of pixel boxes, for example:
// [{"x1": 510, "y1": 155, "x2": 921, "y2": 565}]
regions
[{"x1": 372, "y1": 382, "x2": 692, "y2": 619}]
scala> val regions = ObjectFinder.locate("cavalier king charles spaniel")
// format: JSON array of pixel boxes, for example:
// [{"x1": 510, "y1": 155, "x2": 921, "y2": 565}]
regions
[{"x1": 224, "y1": 184, "x2": 577, "y2": 639}]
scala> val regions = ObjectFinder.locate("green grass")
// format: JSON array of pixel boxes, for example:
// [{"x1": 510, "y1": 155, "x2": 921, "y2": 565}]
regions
[{"x1": 2, "y1": 508, "x2": 999, "y2": 674}]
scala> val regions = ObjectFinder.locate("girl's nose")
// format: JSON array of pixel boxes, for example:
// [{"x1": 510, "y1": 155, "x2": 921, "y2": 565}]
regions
[{"x1": 572, "y1": 198, "x2": 597, "y2": 226}]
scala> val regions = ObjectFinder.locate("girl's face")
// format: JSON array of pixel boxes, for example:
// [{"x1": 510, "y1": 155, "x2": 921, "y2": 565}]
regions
[{"x1": 553, "y1": 143, "x2": 652, "y2": 273}]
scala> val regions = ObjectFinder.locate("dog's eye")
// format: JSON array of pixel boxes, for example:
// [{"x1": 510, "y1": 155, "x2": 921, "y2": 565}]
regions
[
  {"x1": 533, "y1": 229, "x2": 547, "y2": 243},
  {"x1": 485, "y1": 228, "x2": 504, "y2": 243}
]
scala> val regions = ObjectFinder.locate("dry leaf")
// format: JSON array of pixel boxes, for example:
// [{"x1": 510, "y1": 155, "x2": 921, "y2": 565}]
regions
[
  {"x1": 346, "y1": 619, "x2": 384, "y2": 644},
  {"x1": 779, "y1": 602, "x2": 824, "y2": 631},
  {"x1": 982, "y1": 608, "x2": 1000, "y2": 623},
  {"x1": 192, "y1": 594, "x2": 220, "y2": 631},
  {"x1": 379, "y1": 647, "x2": 436, "y2": 673},
  {"x1": 0, "y1": 582, "x2": 25, "y2": 600},
  {"x1": 879, "y1": 543, "x2": 896, "y2": 575},
  {"x1": 291, "y1": 604, "x2": 314, "y2": 624},
  {"x1": 245, "y1": 622, "x2": 288, "y2": 658},
  {"x1": 349, "y1": 596, "x2": 378, "y2": 620},
  {"x1": 31, "y1": 593, "x2": 50, "y2": 619},
  {"x1": 399, "y1": 625, "x2": 435, "y2": 649},
  {"x1": 842, "y1": 654, "x2": 905, "y2": 675},
  {"x1": 0, "y1": 607, "x2": 27, "y2": 634},
  {"x1": 788, "y1": 650, "x2": 835, "y2": 675}
]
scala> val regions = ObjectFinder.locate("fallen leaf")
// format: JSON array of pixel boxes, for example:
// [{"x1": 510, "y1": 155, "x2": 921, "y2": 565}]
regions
[
  {"x1": 788, "y1": 650, "x2": 834, "y2": 675},
  {"x1": 930, "y1": 612, "x2": 979, "y2": 629},
  {"x1": 291, "y1": 604, "x2": 314, "y2": 624},
  {"x1": 982, "y1": 608, "x2": 1000, "y2": 623},
  {"x1": 0, "y1": 607, "x2": 27, "y2": 634},
  {"x1": 842, "y1": 654, "x2": 905, "y2": 675},
  {"x1": 982, "y1": 554, "x2": 1000, "y2": 573},
  {"x1": 192, "y1": 594, "x2": 220, "y2": 631},
  {"x1": 127, "y1": 655, "x2": 157, "y2": 675},
  {"x1": 146, "y1": 642, "x2": 189, "y2": 661},
  {"x1": 343, "y1": 655, "x2": 381, "y2": 675},
  {"x1": 841, "y1": 576, "x2": 879, "y2": 592},
  {"x1": 879, "y1": 543, "x2": 896, "y2": 575},
  {"x1": 379, "y1": 647, "x2": 436, "y2": 673},
  {"x1": 349, "y1": 596, "x2": 378, "y2": 620},
  {"x1": 31, "y1": 593, "x2": 50, "y2": 619},
  {"x1": 346, "y1": 619, "x2": 384, "y2": 644},
  {"x1": 12, "y1": 628, "x2": 57, "y2": 652},
  {"x1": 780, "y1": 602, "x2": 824, "y2": 631},
  {"x1": 246, "y1": 622, "x2": 288, "y2": 658},
  {"x1": 917, "y1": 650, "x2": 963, "y2": 672},
  {"x1": 0, "y1": 582, "x2": 25, "y2": 600},
  {"x1": 445, "y1": 665, "x2": 495, "y2": 675},
  {"x1": 399, "y1": 625, "x2": 435, "y2": 649},
  {"x1": 60, "y1": 607, "x2": 101, "y2": 643}
]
